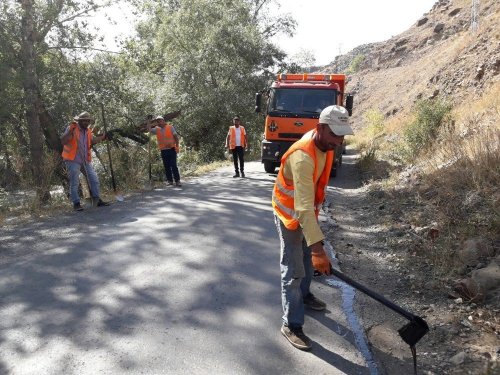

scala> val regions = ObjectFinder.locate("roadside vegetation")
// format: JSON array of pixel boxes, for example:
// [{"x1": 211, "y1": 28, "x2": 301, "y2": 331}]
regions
[
  {"x1": 0, "y1": 0, "x2": 296, "y2": 222},
  {"x1": 354, "y1": 82, "x2": 500, "y2": 279}
]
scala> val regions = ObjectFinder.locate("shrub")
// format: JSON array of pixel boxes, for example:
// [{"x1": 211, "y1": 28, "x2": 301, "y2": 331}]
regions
[
  {"x1": 364, "y1": 108, "x2": 385, "y2": 138},
  {"x1": 347, "y1": 54, "x2": 365, "y2": 74},
  {"x1": 358, "y1": 146, "x2": 378, "y2": 171},
  {"x1": 403, "y1": 99, "x2": 453, "y2": 159}
]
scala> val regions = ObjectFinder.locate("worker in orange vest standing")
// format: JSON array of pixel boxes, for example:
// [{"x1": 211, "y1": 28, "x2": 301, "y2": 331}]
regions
[
  {"x1": 61, "y1": 111, "x2": 110, "y2": 211},
  {"x1": 148, "y1": 115, "x2": 182, "y2": 187},
  {"x1": 272, "y1": 105, "x2": 353, "y2": 351},
  {"x1": 226, "y1": 115, "x2": 247, "y2": 178}
]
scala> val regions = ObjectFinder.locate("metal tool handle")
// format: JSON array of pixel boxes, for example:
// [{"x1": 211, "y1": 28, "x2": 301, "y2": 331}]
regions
[{"x1": 329, "y1": 267, "x2": 416, "y2": 321}]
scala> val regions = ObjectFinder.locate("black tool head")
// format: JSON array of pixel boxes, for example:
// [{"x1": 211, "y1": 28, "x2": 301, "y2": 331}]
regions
[{"x1": 398, "y1": 316, "x2": 429, "y2": 347}]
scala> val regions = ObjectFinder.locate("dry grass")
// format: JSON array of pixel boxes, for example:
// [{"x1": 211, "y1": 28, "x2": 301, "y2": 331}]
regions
[
  {"x1": 417, "y1": 83, "x2": 500, "y2": 241},
  {"x1": 358, "y1": 82, "x2": 500, "y2": 275},
  {"x1": 183, "y1": 159, "x2": 230, "y2": 177}
]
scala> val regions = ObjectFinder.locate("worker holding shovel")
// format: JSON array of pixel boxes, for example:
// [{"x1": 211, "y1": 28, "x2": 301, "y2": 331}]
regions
[
  {"x1": 272, "y1": 105, "x2": 353, "y2": 351},
  {"x1": 61, "y1": 111, "x2": 110, "y2": 211}
]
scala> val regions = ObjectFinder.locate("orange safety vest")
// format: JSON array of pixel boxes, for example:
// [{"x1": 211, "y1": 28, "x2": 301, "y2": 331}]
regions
[
  {"x1": 228, "y1": 126, "x2": 246, "y2": 149},
  {"x1": 272, "y1": 130, "x2": 333, "y2": 230},
  {"x1": 61, "y1": 122, "x2": 93, "y2": 162},
  {"x1": 156, "y1": 124, "x2": 176, "y2": 150}
]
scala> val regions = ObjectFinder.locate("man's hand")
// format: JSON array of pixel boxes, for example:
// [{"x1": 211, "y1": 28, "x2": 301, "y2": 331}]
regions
[
  {"x1": 312, "y1": 251, "x2": 331, "y2": 275},
  {"x1": 310, "y1": 241, "x2": 331, "y2": 275}
]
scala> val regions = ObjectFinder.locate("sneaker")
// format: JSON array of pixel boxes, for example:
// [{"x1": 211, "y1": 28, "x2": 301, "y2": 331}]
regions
[
  {"x1": 241, "y1": 172, "x2": 245, "y2": 178},
  {"x1": 233, "y1": 173, "x2": 240, "y2": 178},
  {"x1": 73, "y1": 202, "x2": 84, "y2": 211},
  {"x1": 97, "y1": 199, "x2": 110, "y2": 207},
  {"x1": 303, "y1": 293, "x2": 326, "y2": 311},
  {"x1": 281, "y1": 325, "x2": 312, "y2": 351},
  {"x1": 166, "y1": 181, "x2": 174, "y2": 186},
  {"x1": 175, "y1": 181, "x2": 182, "y2": 187}
]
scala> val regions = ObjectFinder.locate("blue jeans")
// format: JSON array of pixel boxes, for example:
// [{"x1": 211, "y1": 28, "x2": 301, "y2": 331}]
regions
[
  {"x1": 65, "y1": 161, "x2": 100, "y2": 204},
  {"x1": 274, "y1": 214, "x2": 313, "y2": 328},
  {"x1": 160, "y1": 148, "x2": 180, "y2": 183}
]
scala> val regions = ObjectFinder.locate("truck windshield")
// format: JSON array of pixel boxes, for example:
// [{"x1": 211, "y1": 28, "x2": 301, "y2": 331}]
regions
[{"x1": 268, "y1": 88, "x2": 338, "y2": 116}]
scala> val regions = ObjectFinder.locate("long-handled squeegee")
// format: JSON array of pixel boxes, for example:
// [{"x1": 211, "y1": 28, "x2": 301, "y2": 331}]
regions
[{"x1": 327, "y1": 266, "x2": 429, "y2": 374}]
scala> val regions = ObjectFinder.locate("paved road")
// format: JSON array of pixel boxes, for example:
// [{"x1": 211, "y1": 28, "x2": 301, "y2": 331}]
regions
[{"x1": 0, "y1": 161, "x2": 373, "y2": 375}]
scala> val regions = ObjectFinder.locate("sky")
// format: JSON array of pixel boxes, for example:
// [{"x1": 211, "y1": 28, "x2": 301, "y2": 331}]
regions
[
  {"x1": 94, "y1": 0, "x2": 438, "y2": 66},
  {"x1": 274, "y1": 0, "x2": 438, "y2": 65}
]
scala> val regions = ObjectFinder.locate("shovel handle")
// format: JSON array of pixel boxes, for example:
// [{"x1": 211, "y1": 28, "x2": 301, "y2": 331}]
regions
[{"x1": 329, "y1": 267, "x2": 416, "y2": 321}]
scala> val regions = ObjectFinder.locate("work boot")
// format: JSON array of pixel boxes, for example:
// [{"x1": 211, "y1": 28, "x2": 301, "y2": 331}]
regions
[
  {"x1": 241, "y1": 171, "x2": 245, "y2": 178},
  {"x1": 233, "y1": 172, "x2": 240, "y2": 178},
  {"x1": 97, "y1": 199, "x2": 110, "y2": 207},
  {"x1": 73, "y1": 202, "x2": 84, "y2": 211},
  {"x1": 281, "y1": 325, "x2": 312, "y2": 351},
  {"x1": 303, "y1": 293, "x2": 326, "y2": 311},
  {"x1": 175, "y1": 181, "x2": 182, "y2": 187}
]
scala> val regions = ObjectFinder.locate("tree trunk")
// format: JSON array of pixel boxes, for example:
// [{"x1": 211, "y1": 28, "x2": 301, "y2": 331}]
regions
[{"x1": 20, "y1": 0, "x2": 50, "y2": 202}]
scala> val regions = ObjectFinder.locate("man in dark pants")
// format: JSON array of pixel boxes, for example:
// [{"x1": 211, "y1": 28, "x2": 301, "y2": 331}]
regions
[
  {"x1": 148, "y1": 116, "x2": 182, "y2": 187},
  {"x1": 226, "y1": 115, "x2": 247, "y2": 178}
]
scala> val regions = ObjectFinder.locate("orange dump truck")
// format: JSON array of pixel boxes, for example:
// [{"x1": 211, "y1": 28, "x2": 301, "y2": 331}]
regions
[{"x1": 255, "y1": 73, "x2": 353, "y2": 175}]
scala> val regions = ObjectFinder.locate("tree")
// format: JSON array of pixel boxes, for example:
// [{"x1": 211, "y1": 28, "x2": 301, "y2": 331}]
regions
[
  {"x1": 20, "y1": 0, "x2": 48, "y2": 201},
  {"x1": 126, "y1": 0, "x2": 293, "y2": 161},
  {"x1": 0, "y1": 0, "x2": 119, "y2": 201}
]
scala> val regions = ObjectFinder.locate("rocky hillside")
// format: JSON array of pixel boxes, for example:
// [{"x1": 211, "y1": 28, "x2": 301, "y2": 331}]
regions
[
  {"x1": 315, "y1": 1, "x2": 499, "y2": 373},
  {"x1": 318, "y1": 0, "x2": 499, "y2": 128}
]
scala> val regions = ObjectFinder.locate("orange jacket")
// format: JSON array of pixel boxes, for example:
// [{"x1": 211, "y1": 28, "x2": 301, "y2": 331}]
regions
[
  {"x1": 228, "y1": 126, "x2": 246, "y2": 149},
  {"x1": 272, "y1": 130, "x2": 333, "y2": 230},
  {"x1": 156, "y1": 125, "x2": 176, "y2": 150},
  {"x1": 61, "y1": 122, "x2": 93, "y2": 162}
]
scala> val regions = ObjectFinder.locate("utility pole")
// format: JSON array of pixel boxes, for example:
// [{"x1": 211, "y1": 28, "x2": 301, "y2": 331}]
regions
[{"x1": 471, "y1": 0, "x2": 480, "y2": 33}]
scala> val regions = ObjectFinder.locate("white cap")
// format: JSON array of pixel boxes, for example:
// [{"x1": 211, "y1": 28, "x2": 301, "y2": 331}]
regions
[
  {"x1": 154, "y1": 115, "x2": 164, "y2": 121},
  {"x1": 319, "y1": 105, "x2": 353, "y2": 136}
]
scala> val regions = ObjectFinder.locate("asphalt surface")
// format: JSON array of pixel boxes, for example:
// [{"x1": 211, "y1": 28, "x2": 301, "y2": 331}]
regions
[{"x1": 0, "y1": 161, "x2": 374, "y2": 375}]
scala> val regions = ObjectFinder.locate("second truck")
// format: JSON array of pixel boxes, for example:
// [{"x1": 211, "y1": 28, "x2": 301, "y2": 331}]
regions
[{"x1": 255, "y1": 73, "x2": 353, "y2": 176}]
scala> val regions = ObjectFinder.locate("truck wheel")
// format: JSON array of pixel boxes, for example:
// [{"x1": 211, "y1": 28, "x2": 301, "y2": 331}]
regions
[{"x1": 264, "y1": 161, "x2": 276, "y2": 173}]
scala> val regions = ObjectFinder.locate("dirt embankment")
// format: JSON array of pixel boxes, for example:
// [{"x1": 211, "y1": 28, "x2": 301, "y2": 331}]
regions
[{"x1": 324, "y1": 149, "x2": 498, "y2": 375}]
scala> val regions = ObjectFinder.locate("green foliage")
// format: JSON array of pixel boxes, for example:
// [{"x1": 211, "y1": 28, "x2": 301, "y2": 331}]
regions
[
  {"x1": 0, "y1": 0, "x2": 294, "y2": 204},
  {"x1": 346, "y1": 54, "x2": 365, "y2": 74},
  {"x1": 127, "y1": 0, "x2": 282, "y2": 162},
  {"x1": 364, "y1": 108, "x2": 385, "y2": 138},
  {"x1": 403, "y1": 99, "x2": 453, "y2": 159},
  {"x1": 358, "y1": 146, "x2": 378, "y2": 171}
]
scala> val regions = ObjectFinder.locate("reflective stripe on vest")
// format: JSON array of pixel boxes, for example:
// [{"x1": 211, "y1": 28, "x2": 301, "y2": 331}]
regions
[
  {"x1": 272, "y1": 129, "x2": 333, "y2": 230},
  {"x1": 229, "y1": 126, "x2": 245, "y2": 149},
  {"x1": 61, "y1": 123, "x2": 92, "y2": 162},
  {"x1": 156, "y1": 125, "x2": 175, "y2": 150}
]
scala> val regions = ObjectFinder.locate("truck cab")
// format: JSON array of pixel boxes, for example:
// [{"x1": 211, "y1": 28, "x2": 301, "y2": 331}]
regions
[{"x1": 256, "y1": 73, "x2": 353, "y2": 175}]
